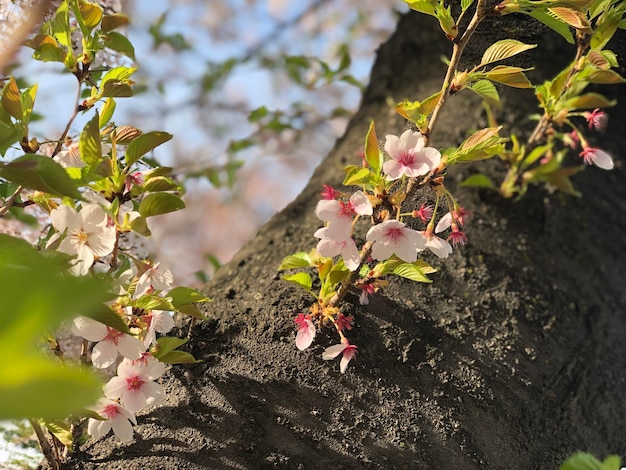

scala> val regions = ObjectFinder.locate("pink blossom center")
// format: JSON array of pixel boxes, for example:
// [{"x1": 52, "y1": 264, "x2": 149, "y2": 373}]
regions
[
  {"x1": 126, "y1": 376, "x2": 145, "y2": 391},
  {"x1": 385, "y1": 227, "x2": 404, "y2": 242},
  {"x1": 343, "y1": 344, "x2": 358, "y2": 360},
  {"x1": 580, "y1": 148, "x2": 595, "y2": 165},
  {"x1": 340, "y1": 202, "x2": 354, "y2": 217},
  {"x1": 398, "y1": 150, "x2": 415, "y2": 166},
  {"x1": 102, "y1": 404, "x2": 120, "y2": 419},
  {"x1": 104, "y1": 327, "x2": 124, "y2": 345}
]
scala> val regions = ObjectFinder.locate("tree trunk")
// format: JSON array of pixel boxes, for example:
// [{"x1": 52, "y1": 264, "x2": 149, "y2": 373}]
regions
[{"x1": 68, "y1": 11, "x2": 626, "y2": 470}]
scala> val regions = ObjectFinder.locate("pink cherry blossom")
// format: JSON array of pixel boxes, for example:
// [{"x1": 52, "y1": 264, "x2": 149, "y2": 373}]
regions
[
  {"x1": 334, "y1": 314, "x2": 354, "y2": 332},
  {"x1": 412, "y1": 203, "x2": 434, "y2": 223},
  {"x1": 72, "y1": 316, "x2": 145, "y2": 369},
  {"x1": 579, "y1": 147, "x2": 614, "y2": 170},
  {"x1": 383, "y1": 130, "x2": 441, "y2": 180},
  {"x1": 322, "y1": 338, "x2": 357, "y2": 373},
  {"x1": 447, "y1": 226, "x2": 468, "y2": 247},
  {"x1": 294, "y1": 313, "x2": 315, "y2": 350},
  {"x1": 314, "y1": 227, "x2": 360, "y2": 271},
  {"x1": 422, "y1": 230, "x2": 453, "y2": 259},
  {"x1": 88, "y1": 398, "x2": 137, "y2": 443},
  {"x1": 136, "y1": 262, "x2": 174, "y2": 296},
  {"x1": 48, "y1": 204, "x2": 116, "y2": 275},
  {"x1": 359, "y1": 283, "x2": 375, "y2": 305},
  {"x1": 321, "y1": 184, "x2": 339, "y2": 200},
  {"x1": 366, "y1": 220, "x2": 426, "y2": 262},
  {"x1": 104, "y1": 355, "x2": 166, "y2": 413},
  {"x1": 142, "y1": 310, "x2": 176, "y2": 347},
  {"x1": 584, "y1": 108, "x2": 608, "y2": 132}
]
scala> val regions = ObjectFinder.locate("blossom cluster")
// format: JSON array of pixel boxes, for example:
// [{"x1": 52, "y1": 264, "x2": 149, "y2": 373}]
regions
[{"x1": 286, "y1": 129, "x2": 472, "y2": 373}]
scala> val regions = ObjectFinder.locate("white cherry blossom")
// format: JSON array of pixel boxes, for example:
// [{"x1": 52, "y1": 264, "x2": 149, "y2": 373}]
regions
[
  {"x1": 72, "y1": 316, "x2": 145, "y2": 369},
  {"x1": 48, "y1": 204, "x2": 116, "y2": 275},
  {"x1": 104, "y1": 355, "x2": 166, "y2": 413},
  {"x1": 383, "y1": 130, "x2": 441, "y2": 180},
  {"x1": 314, "y1": 227, "x2": 360, "y2": 271},
  {"x1": 423, "y1": 231, "x2": 453, "y2": 259},
  {"x1": 366, "y1": 220, "x2": 426, "y2": 263}
]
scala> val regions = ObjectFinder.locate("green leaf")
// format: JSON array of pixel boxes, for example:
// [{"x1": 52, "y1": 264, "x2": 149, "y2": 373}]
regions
[
  {"x1": 130, "y1": 215, "x2": 151, "y2": 236},
  {"x1": 132, "y1": 294, "x2": 176, "y2": 311},
  {"x1": 150, "y1": 336, "x2": 188, "y2": 360},
  {"x1": 77, "y1": 0, "x2": 103, "y2": 30},
  {"x1": 84, "y1": 305, "x2": 130, "y2": 333},
  {"x1": 558, "y1": 451, "x2": 605, "y2": 470},
  {"x1": 364, "y1": 121, "x2": 382, "y2": 173},
  {"x1": 101, "y1": 13, "x2": 130, "y2": 32},
  {"x1": 404, "y1": 0, "x2": 436, "y2": 16},
  {"x1": 45, "y1": 419, "x2": 74, "y2": 449},
  {"x1": 79, "y1": 112, "x2": 102, "y2": 165},
  {"x1": 2, "y1": 77, "x2": 22, "y2": 120},
  {"x1": 549, "y1": 7, "x2": 591, "y2": 31},
  {"x1": 565, "y1": 92, "x2": 616, "y2": 110},
  {"x1": 101, "y1": 80, "x2": 133, "y2": 97},
  {"x1": 528, "y1": 9, "x2": 575, "y2": 43},
  {"x1": 283, "y1": 272, "x2": 313, "y2": 292},
  {"x1": 467, "y1": 80, "x2": 500, "y2": 105},
  {"x1": 480, "y1": 39, "x2": 537, "y2": 66},
  {"x1": 0, "y1": 357, "x2": 102, "y2": 420},
  {"x1": 343, "y1": 166, "x2": 375, "y2": 187},
  {"x1": 485, "y1": 66, "x2": 534, "y2": 88},
  {"x1": 0, "y1": 121, "x2": 20, "y2": 156},
  {"x1": 279, "y1": 252, "x2": 313, "y2": 270},
  {"x1": 393, "y1": 263, "x2": 432, "y2": 283},
  {"x1": 176, "y1": 303, "x2": 206, "y2": 319},
  {"x1": 168, "y1": 286, "x2": 211, "y2": 306},
  {"x1": 584, "y1": 69, "x2": 625, "y2": 84},
  {"x1": 462, "y1": 0, "x2": 476, "y2": 11},
  {"x1": 460, "y1": 173, "x2": 495, "y2": 188},
  {"x1": 125, "y1": 131, "x2": 173, "y2": 166},
  {"x1": 99, "y1": 97, "x2": 116, "y2": 127},
  {"x1": 156, "y1": 350, "x2": 201, "y2": 364},
  {"x1": 141, "y1": 176, "x2": 180, "y2": 192},
  {"x1": 20, "y1": 84, "x2": 37, "y2": 125},
  {"x1": 0, "y1": 154, "x2": 82, "y2": 198},
  {"x1": 138, "y1": 192, "x2": 185, "y2": 217},
  {"x1": 103, "y1": 31, "x2": 136, "y2": 60}
]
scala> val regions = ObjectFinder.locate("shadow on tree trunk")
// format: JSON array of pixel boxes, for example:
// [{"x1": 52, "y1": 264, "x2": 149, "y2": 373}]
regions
[{"x1": 67, "y1": 11, "x2": 626, "y2": 470}]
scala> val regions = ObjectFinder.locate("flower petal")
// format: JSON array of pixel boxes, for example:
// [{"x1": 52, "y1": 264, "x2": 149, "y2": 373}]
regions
[
  {"x1": 92, "y1": 340, "x2": 118, "y2": 368},
  {"x1": 322, "y1": 343, "x2": 346, "y2": 360}
]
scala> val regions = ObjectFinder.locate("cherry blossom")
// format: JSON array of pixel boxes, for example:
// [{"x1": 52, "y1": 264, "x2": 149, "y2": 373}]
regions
[
  {"x1": 435, "y1": 212, "x2": 453, "y2": 233},
  {"x1": 104, "y1": 355, "x2": 166, "y2": 413},
  {"x1": 88, "y1": 398, "x2": 137, "y2": 443},
  {"x1": 447, "y1": 226, "x2": 468, "y2": 247},
  {"x1": 54, "y1": 140, "x2": 85, "y2": 169},
  {"x1": 322, "y1": 338, "x2": 358, "y2": 373},
  {"x1": 366, "y1": 220, "x2": 426, "y2": 262},
  {"x1": 321, "y1": 184, "x2": 339, "y2": 200},
  {"x1": 315, "y1": 190, "x2": 373, "y2": 241},
  {"x1": 334, "y1": 314, "x2": 354, "y2": 332},
  {"x1": 579, "y1": 147, "x2": 614, "y2": 170},
  {"x1": 136, "y1": 262, "x2": 174, "y2": 296},
  {"x1": 72, "y1": 316, "x2": 145, "y2": 369},
  {"x1": 584, "y1": 108, "x2": 608, "y2": 132},
  {"x1": 48, "y1": 204, "x2": 116, "y2": 275},
  {"x1": 314, "y1": 227, "x2": 361, "y2": 271},
  {"x1": 422, "y1": 230, "x2": 453, "y2": 259},
  {"x1": 383, "y1": 130, "x2": 441, "y2": 180},
  {"x1": 294, "y1": 313, "x2": 315, "y2": 350},
  {"x1": 412, "y1": 203, "x2": 434, "y2": 223},
  {"x1": 358, "y1": 283, "x2": 376, "y2": 305},
  {"x1": 142, "y1": 310, "x2": 176, "y2": 347}
]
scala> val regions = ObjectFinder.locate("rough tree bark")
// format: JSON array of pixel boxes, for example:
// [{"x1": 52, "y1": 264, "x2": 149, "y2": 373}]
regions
[{"x1": 68, "y1": 11, "x2": 626, "y2": 470}]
